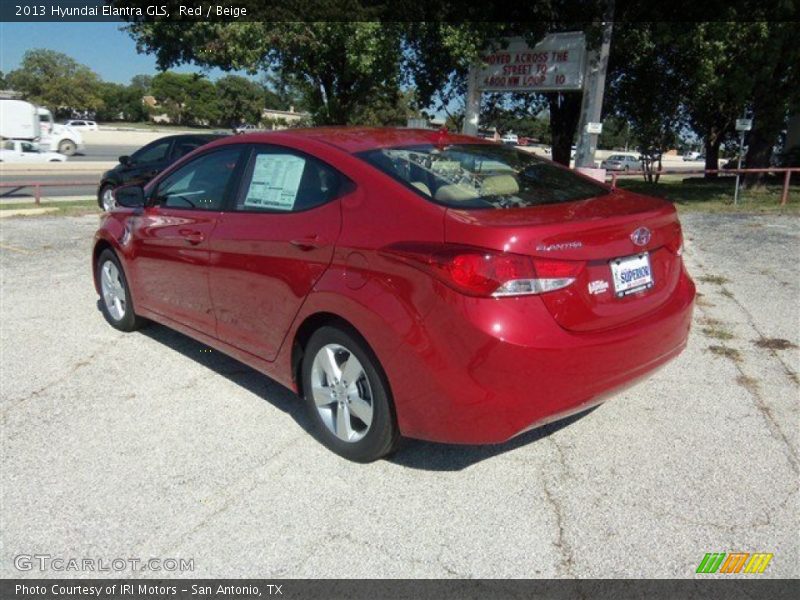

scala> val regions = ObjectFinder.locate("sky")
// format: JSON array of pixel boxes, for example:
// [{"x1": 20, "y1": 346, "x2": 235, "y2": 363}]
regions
[{"x1": 0, "y1": 22, "x2": 251, "y2": 83}]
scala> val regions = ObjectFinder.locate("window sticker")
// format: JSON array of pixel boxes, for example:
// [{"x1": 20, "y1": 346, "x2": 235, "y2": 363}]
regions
[{"x1": 244, "y1": 153, "x2": 306, "y2": 210}]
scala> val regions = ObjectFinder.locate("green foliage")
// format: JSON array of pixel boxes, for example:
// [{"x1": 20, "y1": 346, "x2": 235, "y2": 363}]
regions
[
  {"x1": 96, "y1": 82, "x2": 148, "y2": 122},
  {"x1": 124, "y1": 20, "x2": 408, "y2": 125},
  {"x1": 6, "y1": 49, "x2": 104, "y2": 116},
  {"x1": 215, "y1": 75, "x2": 265, "y2": 127}
]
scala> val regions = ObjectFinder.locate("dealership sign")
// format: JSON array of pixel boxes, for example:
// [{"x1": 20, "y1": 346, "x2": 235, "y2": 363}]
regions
[{"x1": 476, "y1": 32, "x2": 587, "y2": 92}]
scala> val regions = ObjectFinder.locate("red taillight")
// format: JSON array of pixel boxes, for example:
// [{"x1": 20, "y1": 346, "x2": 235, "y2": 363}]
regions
[{"x1": 382, "y1": 243, "x2": 584, "y2": 297}]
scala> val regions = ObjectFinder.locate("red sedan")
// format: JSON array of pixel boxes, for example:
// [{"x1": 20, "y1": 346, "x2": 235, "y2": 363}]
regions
[{"x1": 93, "y1": 128, "x2": 695, "y2": 462}]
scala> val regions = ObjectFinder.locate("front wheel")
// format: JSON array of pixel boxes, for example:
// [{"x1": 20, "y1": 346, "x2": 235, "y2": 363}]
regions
[
  {"x1": 96, "y1": 249, "x2": 146, "y2": 332},
  {"x1": 98, "y1": 184, "x2": 116, "y2": 211},
  {"x1": 302, "y1": 326, "x2": 399, "y2": 462}
]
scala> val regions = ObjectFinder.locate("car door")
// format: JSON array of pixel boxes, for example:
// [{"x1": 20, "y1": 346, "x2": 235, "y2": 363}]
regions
[
  {"x1": 129, "y1": 145, "x2": 246, "y2": 332},
  {"x1": 19, "y1": 142, "x2": 42, "y2": 163},
  {"x1": 120, "y1": 138, "x2": 174, "y2": 186},
  {"x1": 208, "y1": 144, "x2": 346, "y2": 361}
]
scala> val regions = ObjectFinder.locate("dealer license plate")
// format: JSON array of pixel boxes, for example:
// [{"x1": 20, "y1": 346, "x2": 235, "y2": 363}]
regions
[{"x1": 610, "y1": 253, "x2": 654, "y2": 297}]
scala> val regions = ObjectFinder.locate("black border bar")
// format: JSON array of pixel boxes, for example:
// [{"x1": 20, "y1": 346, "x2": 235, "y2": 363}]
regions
[
  {"x1": 2, "y1": 0, "x2": 799, "y2": 22},
  {"x1": 3, "y1": 579, "x2": 800, "y2": 600}
]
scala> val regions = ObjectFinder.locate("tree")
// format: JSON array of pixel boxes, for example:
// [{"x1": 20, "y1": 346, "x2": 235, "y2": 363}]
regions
[
  {"x1": 184, "y1": 77, "x2": 220, "y2": 126},
  {"x1": 122, "y1": 17, "x2": 407, "y2": 125},
  {"x1": 350, "y1": 88, "x2": 422, "y2": 126},
  {"x1": 96, "y1": 82, "x2": 147, "y2": 122},
  {"x1": 149, "y1": 72, "x2": 219, "y2": 125},
  {"x1": 598, "y1": 116, "x2": 636, "y2": 150},
  {"x1": 129, "y1": 74, "x2": 153, "y2": 95},
  {"x1": 216, "y1": 75, "x2": 265, "y2": 128},
  {"x1": 742, "y1": 23, "x2": 800, "y2": 186},
  {"x1": 606, "y1": 23, "x2": 687, "y2": 181},
  {"x1": 6, "y1": 49, "x2": 104, "y2": 116}
]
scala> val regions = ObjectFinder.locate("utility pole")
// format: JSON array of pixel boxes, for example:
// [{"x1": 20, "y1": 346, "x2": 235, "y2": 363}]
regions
[
  {"x1": 574, "y1": 3, "x2": 615, "y2": 169},
  {"x1": 462, "y1": 66, "x2": 481, "y2": 136}
]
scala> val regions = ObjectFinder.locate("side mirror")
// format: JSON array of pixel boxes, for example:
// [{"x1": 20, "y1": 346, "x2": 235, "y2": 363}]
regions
[
  {"x1": 114, "y1": 185, "x2": 146, "y2": 208},
  {"x1": 119, "y1": 155, "x2": 132, "y2": 166}
]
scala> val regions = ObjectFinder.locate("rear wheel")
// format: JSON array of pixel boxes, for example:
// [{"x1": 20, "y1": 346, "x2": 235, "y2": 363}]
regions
[
  {"x1": 301, "y1": 326, "x2": 399, "y2": 462},
  {"x1": 58, "y1": 140, "x2": 76, "y2": 156},
  {"x1": 96, "y1": 249, "x2": 146, "y2": 332}
]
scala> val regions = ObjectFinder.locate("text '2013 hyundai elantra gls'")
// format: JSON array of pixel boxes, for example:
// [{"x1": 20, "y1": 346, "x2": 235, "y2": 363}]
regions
[{"x1": 93, "y1": 128, "x2": 695, "y2": 462}]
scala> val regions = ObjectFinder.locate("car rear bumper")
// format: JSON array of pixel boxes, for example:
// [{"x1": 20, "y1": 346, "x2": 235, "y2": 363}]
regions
[{"x1": 385, "y1": 269, "x2": 695, "y2": 444}]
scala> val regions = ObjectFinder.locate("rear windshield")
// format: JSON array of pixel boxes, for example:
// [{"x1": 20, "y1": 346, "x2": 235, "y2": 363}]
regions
[{"x1": 357, "y1": 143, "x2": 609, "y2": 209}]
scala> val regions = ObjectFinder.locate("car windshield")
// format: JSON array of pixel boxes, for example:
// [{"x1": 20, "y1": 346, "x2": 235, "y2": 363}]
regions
[{"x1": 357, "y1": 143, "x2": 609, "y2": 209}]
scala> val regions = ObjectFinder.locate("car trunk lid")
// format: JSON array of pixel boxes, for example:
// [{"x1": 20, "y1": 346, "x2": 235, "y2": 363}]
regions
[{"x1": 444, "y1": 190, "x2": 684, "y2": 332}]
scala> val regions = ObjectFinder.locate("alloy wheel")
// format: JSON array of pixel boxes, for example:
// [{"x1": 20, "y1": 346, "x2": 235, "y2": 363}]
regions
[
  {"x1": 310, "y1": 343, "x2": 374, "y2": 443},
  {"x1": 100, "y1": 260, "x2": 126, "y2": 321}
]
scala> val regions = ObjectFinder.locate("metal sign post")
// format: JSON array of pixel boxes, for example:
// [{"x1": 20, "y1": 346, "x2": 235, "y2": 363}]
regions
[
  {"x1": 574, "y1": 18, "x2": 614, "y2": 169},
  {"x1": 733, "y1": 117, "x2": 752, "y2": 205}
]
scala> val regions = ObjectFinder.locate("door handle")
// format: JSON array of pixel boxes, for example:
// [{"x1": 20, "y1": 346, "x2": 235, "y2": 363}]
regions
[
  {"x1": 290, "y1": 235, "x2": 322, "y2": 251},
  {"x1": 179, "y1": 229, "x2": 205, "y2": 245}
]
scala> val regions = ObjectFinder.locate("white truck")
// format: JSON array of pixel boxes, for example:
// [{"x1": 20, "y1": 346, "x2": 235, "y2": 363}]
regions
[{"x1": 0, "y1": 99, "x2": 84, "y2": 156}]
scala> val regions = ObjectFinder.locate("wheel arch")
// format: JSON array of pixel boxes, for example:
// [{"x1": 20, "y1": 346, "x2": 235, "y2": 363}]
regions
[
  {"x1": 290, "y1": 310, "x2": 400, "y2": 441},
  {"x1": 291, "y1": 312, "x2": 364, "y2": 398}
]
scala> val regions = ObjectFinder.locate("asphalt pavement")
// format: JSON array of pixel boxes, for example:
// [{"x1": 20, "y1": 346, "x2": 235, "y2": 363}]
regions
[{"x1": 0, "y1": 212, "x2": 797, "y2": 578}]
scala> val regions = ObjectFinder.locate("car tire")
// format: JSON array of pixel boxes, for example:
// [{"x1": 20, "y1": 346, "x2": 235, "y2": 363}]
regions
[
  {"x1": 301, "y1": 325, "x2": 400, "y2": 462},
  {"x1": 96, "y1": 249, "x2": 147, "y2": 332},
  {"x1": 98, "y1": 183, "x2": 116, "y2": 211},
  {"x1": 624, "y1": 166, "x2": 630, "y2": 172},
  {"x1": 58, "y1": 140, "x2": 77, "y2": 156}
]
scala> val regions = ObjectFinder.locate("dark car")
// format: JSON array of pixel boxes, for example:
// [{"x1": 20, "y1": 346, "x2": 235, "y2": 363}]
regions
[{"x1": 97, "y1": 134, "x2": 226, "y2": 210}]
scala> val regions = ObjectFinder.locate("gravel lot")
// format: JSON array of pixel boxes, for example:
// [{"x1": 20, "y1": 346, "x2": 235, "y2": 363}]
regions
[{"x1": 1, "y1": 211, "x2": 797, "y2": 578}]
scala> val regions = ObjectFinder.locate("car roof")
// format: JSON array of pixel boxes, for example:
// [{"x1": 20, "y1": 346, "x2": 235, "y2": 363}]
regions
[{"x1": 216, "y1": 127, "x2": 492, "y2": 154}]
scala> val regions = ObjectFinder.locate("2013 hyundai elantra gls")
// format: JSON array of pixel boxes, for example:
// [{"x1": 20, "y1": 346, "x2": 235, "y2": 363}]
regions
[{"x1": 93, "y1": 128, "x2": 695, "y2": 462}]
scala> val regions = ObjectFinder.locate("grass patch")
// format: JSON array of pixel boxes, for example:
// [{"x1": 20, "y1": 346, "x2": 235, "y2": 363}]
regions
[
  {"x1": 753, "y1": 338, "x2": 798, "y2": 351},
  {"x1": 701, "y1": 326, "x2": 735, "y2": 341},
  {"x1": 698, "y1": 274, "x2": 730, "y2": 285},
  {"x1": 736, "y1": 374, "x2": 760, "y2": 393},
  {"x1": 616, "y1": 177, "x2": 799, "y2": 214},
  {"x1": 708, "y1": 345, "x2": 742, "y2": 362},
  {"x1": 0, "y1": 199, "x2": 99, "y2": 217}
]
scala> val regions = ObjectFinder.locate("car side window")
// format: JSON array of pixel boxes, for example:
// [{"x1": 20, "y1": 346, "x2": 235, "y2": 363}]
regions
[
  {"x1": 172, "y1": 140, "x2": 204, "y2": 160},
  {"x1": 235, "y1": 147, "x2": 343, "y2": 212},
  {"x1": 2, "y1": 141, "x2": 14, "y2": 150},
  {"x1": 133, "y1": 140, "x2": 171, "y2": 164},
  {"x1": 21, "y1": 142, "x2": 37, "y2": 153},
  {"x1": 156, "y1": 147, "x2": 242, "y2": 210}
]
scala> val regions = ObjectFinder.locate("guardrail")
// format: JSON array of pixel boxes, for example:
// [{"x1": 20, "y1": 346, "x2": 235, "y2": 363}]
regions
[
  {"x1": 607, "y1": 167, "x2": 799, "y2": 206},
  {"x1": 0, "y1": 180, "x2": 97, "y2": 205}
]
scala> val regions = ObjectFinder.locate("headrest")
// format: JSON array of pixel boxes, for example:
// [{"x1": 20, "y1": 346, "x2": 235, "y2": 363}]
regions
[{"x1": 480, "y1": 174, "x2": 519, "y2": 196}]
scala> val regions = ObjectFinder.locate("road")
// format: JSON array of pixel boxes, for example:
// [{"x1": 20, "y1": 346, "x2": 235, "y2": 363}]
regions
[
  {"x1": 0, "y1": 172, "x2": 101, "y2": 201},
  {"x1": 0, "y1": 212, "x2": 797, "y2": 579},
  {"x1": 71, "y1": 144, "x2": 138, "y2": 162}
]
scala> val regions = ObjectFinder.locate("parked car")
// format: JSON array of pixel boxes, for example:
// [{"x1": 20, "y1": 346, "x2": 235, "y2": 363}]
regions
[
  {"x1": 682, "y1": 151, "x2": 702, "y2": 161},
  {"x1": 97, "y1": 134, "x2": 226, "y2": 211},
  {"x1": 0, "y1": 139, "x2": 67, "y2": 163},
  {"x1": 64, "y1": 119, "x2": 98, "y2": 131},
  {"x1": 501, "y1": 133, "x2": 519, "y2": 145},
  {"x1": 235, "y1": 124, "x2": 259, "y2": 134},
  {"x1": 601, "y1": 154, "x2": 641, "y2": 172},
  {"x1": 93, "y1": 128, "x2": 695, "y2": 462}
]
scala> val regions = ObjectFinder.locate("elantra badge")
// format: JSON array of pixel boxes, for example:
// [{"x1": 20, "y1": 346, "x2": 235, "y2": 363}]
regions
[{"x1": 630, "y1": 227, "x2": 651, "y2": 247}]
